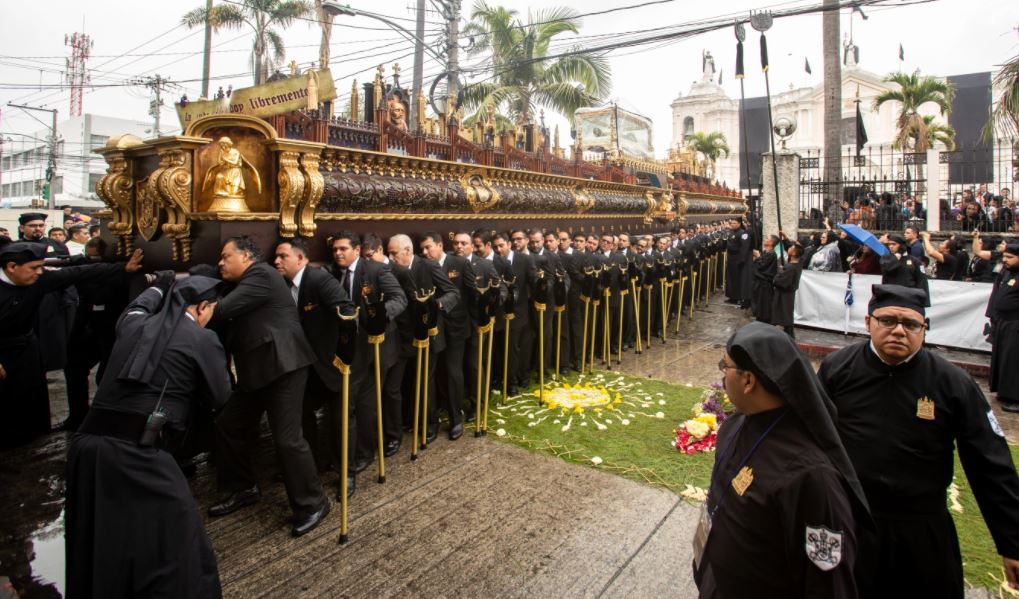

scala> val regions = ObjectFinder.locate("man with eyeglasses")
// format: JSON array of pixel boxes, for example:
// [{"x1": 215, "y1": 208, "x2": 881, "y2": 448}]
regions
[{"x1": 818, "y1": 284, "x2": 1019, "y2": 596}]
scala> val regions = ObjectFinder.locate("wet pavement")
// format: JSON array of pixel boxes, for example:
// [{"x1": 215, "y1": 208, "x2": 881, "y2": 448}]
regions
[{"x1": 0, "y1": 292, "x2": 1013, "y2": 598}]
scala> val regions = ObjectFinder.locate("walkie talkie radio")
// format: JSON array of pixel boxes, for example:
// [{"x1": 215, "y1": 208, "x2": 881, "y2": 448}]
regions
[{"x1": 139, "y1": 381, "x2": 169, "y2": 447}]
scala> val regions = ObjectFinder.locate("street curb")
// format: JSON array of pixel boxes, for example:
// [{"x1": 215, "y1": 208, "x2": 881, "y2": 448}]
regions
[{"x1": 796, "y1": 341, "x2": 991, "y2": 378}]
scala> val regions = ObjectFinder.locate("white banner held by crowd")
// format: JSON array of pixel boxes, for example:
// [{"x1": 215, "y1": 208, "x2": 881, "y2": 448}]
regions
[{"x1": 794, "y1": 271, "x2": 992, "y2": 352}]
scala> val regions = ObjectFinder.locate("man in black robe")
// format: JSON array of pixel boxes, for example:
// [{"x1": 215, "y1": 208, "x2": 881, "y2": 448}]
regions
[
  {"x1": 818, "y1": 284, "x2": 1019, "y2": 596},
  {"x1": 695, "y1": 322, "x2": 869, "y2": 598},
  {"x1": 724, "y1": 217, "x2": 752, "y2": 307},
  {"x1": 751, "y1": 235, "x2": 778, "y2": 324},
  {"x1": 771, "y1": 240, "x2": 803, "y2": 338},
  {"x1": 878, "y1": 233, "x2": 930, "y2": 306},
  {"x1": 0, "y1": 241, "x2": 143, "y2": 448},
  {"x1": 65, "y1": 275, "x2": 229, "y2": 598},
  {"x1": 987, "y1": 243, "x2": 1019, "y2": 413},
  {"x1": 17, "y1": 213, "x2": 76, "y2": 375}
]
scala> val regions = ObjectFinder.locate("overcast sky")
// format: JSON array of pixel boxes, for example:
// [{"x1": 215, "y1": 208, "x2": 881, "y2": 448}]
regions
[{"x1": 1, "y1": 0, "x2": 1016, "y2": 157}]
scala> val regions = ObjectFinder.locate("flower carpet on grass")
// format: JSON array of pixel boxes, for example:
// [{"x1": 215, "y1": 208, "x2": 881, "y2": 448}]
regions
[{"x1": 487, "y1": 370, "x2": 1019, "y2": 592}]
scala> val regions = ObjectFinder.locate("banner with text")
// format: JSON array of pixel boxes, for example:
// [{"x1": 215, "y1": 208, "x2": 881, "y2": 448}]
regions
[
  {"x1": 794, "y1": 271, "x2": 992, "y2": 352},
  {"x1": 174, "y1": 69, "x2": 336, "y2": 128}
]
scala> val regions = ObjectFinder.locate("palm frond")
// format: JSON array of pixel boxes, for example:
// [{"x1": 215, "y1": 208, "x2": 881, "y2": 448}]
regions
[
  {"x1": 543, "y1": 53, "x2": 611, "y2": 100},
  {"x1": 265, "y1": 28, "x2": 286, "y2": 64}
]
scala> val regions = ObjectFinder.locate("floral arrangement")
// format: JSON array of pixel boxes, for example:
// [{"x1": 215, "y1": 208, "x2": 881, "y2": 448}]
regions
[{"x1": 674, "y1": 382, "x2": 733, "y2": 454}]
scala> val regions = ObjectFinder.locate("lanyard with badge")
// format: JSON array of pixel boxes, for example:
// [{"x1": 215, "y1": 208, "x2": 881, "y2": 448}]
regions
[{"x1": 692, "y1": 409, "x2": 787, "y2": 572}]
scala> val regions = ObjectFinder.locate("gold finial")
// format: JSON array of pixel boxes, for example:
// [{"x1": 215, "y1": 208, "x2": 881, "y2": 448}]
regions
[
  {"x1": 392, "y1": 63, "x2": 401, "y2": 77},
  {"x1": 288, "y1": 60, "x2": 300, "y2": 75},
  {"x1": 350, "y1": 79, "x2": 360, "y2": 121},
  {"x1": 376, "y1": 64, "x2": 385, "y2": 79}
]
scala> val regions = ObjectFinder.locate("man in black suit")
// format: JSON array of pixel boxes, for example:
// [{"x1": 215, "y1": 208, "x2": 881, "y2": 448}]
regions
[
  {"x1": 327, "y1": 231, "x2": 406, "y2": 470},
  {"x1": 527, "y1": 229, "x2": 558, "y2": 380},
  {"x1": 274, "y1": 238, "x2": 356, "y2": 498},
  {"x1": 468, "y1": 229, "x2": 505, "y2": 415},
  {"x1": 387, "y1": 233, "x2": 459, "y2": 443},
  {"x1": 209, "y1": 236, "x2": 328, "y2": 537},
  {"x1": 494, "y1": 231, "x2": 536, "y2": 391},
  {"x1": 593, "y1": 233, "x2": 626, "y2": 361},
  {"x1": 423, "y1": 231, "x2": 474, "y2": 440},
  {"x1": 563, "y1": 231, "x2": 588, "y2": 372}
]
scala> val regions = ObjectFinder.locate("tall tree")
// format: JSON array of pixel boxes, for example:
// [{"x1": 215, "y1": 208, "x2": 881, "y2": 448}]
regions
[
  {"x1": 822, "y1": 0, "x2": 842, "y2": 219},
  {"x1": 873, "y1": 71, "x2": 955, "y2": 152},
  {"x1": 686, "y1": 131, "x2": 730, "y2": 178},
  {"x1": 922, "y1": 115, "x2": 956, "y2": 151},
  {"x1": 986, "y1": 55, "x2": 1019, "y2": 140},
  {"x1": 459, "y1": 2, "x2": 611, "y2": 128},
  {"x1": 182, "y1": 0, "x2": 312, "y2": 86}
]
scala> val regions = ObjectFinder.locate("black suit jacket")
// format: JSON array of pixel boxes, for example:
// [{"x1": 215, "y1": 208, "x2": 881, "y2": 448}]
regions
[
  {"x1": 330, "y1": 258, "x2": 407, "y2": 372},
  {"x1": 440, "y1": 253, "x2": 475, "y2": 338},
  {"x1": 295, "y1": 265, "x2": 354, "y2": 391},
  {"x1": 393, "y1": 256, "x2": 459, "y2": 354},
  {"x1": 213, "y1": 262, "x2": 317, "y2": 392},
  {"x1": 498, "y1": 250, "x2": 536, "y2": 325}
]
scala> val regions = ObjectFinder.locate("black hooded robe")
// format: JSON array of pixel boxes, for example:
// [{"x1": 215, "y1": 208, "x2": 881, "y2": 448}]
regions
[
  {"x1": 751, "y1": 250, "x2": 777, "y2": 324},
  {"x1": 879, "y1": 253, "x2": 930, "y2": 306},
  {"x1": 695, "y1": 322, "x2": 870, "y2": 599},
  {"x1": 65, "y1": 282, "x2": 231, "y2": 599},
  {"x1": 771, "y1": 261, "x2": 803, "y2": 329},
  {"x1": 725, "y1": 228, "x2": 753, "y2": 303},
  {"x1": 818, "y1": 343, "x2": 1019, "y2": 598},
  {"x1": 987, "y1": 266, "x2": 1019, "y2": 402}
]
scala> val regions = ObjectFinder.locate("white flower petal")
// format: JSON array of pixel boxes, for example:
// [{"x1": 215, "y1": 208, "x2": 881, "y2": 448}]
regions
[
  {"x1": 590, "y1": 456, "x2": 603, "y2": 465},
  {"x1": 495, "y1": 428, "x2": 506, "y2": 437},
  {"x1": 621, "y1": 419, "x2": 631, "y2": 425},
  {"x1": 655, "y1": 411, "x2": 665, "y2": 419}
]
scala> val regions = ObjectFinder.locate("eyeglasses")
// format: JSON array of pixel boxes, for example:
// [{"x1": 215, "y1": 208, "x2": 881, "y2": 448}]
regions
[
  {"x1": 717, "y1": 358, "x2": 741, "y2": 372},
  {"x1": 871, "y1": 315, "x2": 926, "y2": 334}
]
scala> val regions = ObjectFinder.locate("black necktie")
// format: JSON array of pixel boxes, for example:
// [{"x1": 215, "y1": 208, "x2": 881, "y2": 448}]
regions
[{"x1": 341, "y1": 268, "x2": 352, "y2": 297}]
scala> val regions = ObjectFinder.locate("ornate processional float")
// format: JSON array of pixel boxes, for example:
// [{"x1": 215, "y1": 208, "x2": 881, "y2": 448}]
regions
[{"x1": 93, "y1": 66, "x2": 746, "y2": 268}]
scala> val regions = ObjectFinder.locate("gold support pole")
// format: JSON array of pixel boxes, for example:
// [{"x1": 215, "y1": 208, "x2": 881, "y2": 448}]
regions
[
  {"x1": 411, "y1": 339, "x2": 424, "y2": 461},
  {"x1": 723, "y1": 252, "x2": 728, "y2": 295},
  {"x1": 643, "y1": 284, "x2": 652, "y2": 348},
  {"x1": 502, "y1": 314, "x2": 513, "y2": 402},
  {"x1": 536, "y1": 302, "x2": 547, "y2": 403},
  {"x1": 616, "y1": 291, "x2": 625, "y2": 364},
  {"x1": 675, "y1": 275, "x2": 686, "y2": 334},
  {"x1": 579, "y1": 297, "x2": 590, "y2": 374},
  {"x1": 475, "y1": 325, "x2": 486, "y2": 436},
  {"x1": 335, "y1": 358, "x2": 351, "y2": 545},
  {"x1": 690, "y1": 271, "x2": 698, "y2": 319},
  {"x1": 659, "y1": 279, "x2": 668, "y2": 343},
  {"x1": 589, "y1": 298, "x2": 600, "y2": 372},
  {"x1": 631, "y1": 279, "x2": 642, "y2": 354},
  {"x1": 369, "y1": 335, "x2": 386, "y2": 482},
  {"x1": 420, "y1": 335, "x2": 432, "y2": 449},
  {"x1": 554, "y1": 307, "x2": 565, "y2": 381},
  {"x1": 482, "y1": 317, "x2": 494, "y2": 433},
  {"x1": 602, "y1": 289, "x2": 611, "y2": 368}
]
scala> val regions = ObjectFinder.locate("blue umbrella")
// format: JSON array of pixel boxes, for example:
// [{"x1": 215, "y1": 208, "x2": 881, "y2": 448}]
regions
[{"x1": 838, "y1": 223, "x2": 889, "y2": 256}]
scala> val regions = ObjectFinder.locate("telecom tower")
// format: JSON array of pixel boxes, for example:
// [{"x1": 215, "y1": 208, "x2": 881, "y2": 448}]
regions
[{"x1": 65, "y1": 32, "x2": 93, "y2": 117}]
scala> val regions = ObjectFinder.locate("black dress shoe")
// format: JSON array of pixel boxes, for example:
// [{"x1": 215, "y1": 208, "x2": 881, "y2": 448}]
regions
[
  {"x1": 336, "y1": 475, "x2": 356, "y2": 500},
  {"x1": 353, "y1": 457, "x2": 371, "y2": 474},
  {"x1": 384, "y1": 440, "x2": 401, "y2": 457},
  {"x1": 507, "y1": 386, "x2": 519, "y2": 396},
  {"x1": 1001, "y1": 400, "x2": 1019, "y2": 414},
  {"x1": 449, "y1": 423, "x2": 464, "y2": 440},
  {"x1": 465, "y1": 409, "x2": 477, "y2": 423},
  {"x1": 426, "y1": 429, "x2": 437, "y2": 444},
  {"x1": 208, "y1": 485, "x2": 260, "y2": 517},
  {"x1": 292, "y1": 501, "x2": 330, "y2": 537}
]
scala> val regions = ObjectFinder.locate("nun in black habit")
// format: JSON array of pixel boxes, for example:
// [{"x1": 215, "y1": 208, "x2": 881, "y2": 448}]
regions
[
  {"x1": 65, "y1": 275, "x2": 231, "y2": 599},
  {"x1": 987, "y1": 243, "x2": 1019, "y2": 413},
  {"x1": 750, "y1": 235, "x2": 778, "y2": 324},
  {"x1": 694, "y1": 322, "x2": 870, "y2": 599},
  {"x1": 724, "y1": 218, "x2": 753, "y2": 306}
]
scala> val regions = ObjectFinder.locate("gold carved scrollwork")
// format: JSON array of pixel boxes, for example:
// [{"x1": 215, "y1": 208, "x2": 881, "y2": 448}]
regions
[
  {"x1": 677, "y1": 191, "x2": 689, "y2": 224},
  {"x1": 572, "y1": 186, "x2": 595, "y2": 214},
  {"x1": 149, "y1": 149, "x2": 194, "y2": 262},
  {"x1": 135, "y1": 179, "x2": 161, "y2": 242},
  {"x1": 278, "y1": 151, "x2": 306, "y2": 237},
  {"x1": 298, "y1": 151, "x2": 324, "y2": 237},
  {"x1": 95, "y1": 154, "x2": 135, "y2": 256},
  {"x1": 642, "y1": 189, "x2": 657, "y2": 224},
  {"x1": 459, "y1": 171, "x2": 500, "y2": 214}
]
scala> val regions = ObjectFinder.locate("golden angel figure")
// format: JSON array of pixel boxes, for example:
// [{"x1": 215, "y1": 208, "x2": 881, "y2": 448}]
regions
[{"x1": 203, "y1": 137, "x2": 261, "y2": 212}]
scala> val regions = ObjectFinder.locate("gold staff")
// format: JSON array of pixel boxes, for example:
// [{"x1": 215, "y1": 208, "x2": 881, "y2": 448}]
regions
[
  {"x1": 723, "y1": 251, "x2": 728, "y2": 295},
  {"x1": 410, "y1": 288, "x2": 435, "y2": 460},
  {"x1": 579, "y1": 267, "x2": 593, "y2": 374},
  {"x1": 481, "y1": 315, "x2": 495, "y2": 434},
  {"x1": 589, "y1": 282, "x2": 601, "y2": 373},
  {"x1": 689, "y1": 268, "x2": 698, "y2": 320},
  {"x1": 535, "y1": 270, "x2": 548, "y2": 402},
  {"x1": 421, "y1": 299, "x2": 438, "y2": 451},
  {"x1": 601, "y1": 265, "x2": 612, "y2": 368},
  {"x1": 675, "y1": 270, "x2": 687, "y2": 334},
  {"x1": 363, "y1": 297, "x2": 388, "y2": 483},
  {"x1": 499, "y1": 276, "x2": 514, "y2": 403},
  {"x1": 616, "y1": 283, "x2": 626, "y2": 364},
  {"x1": 554, "y1": 304, "x2": 565, "y2": 382},
  {"x1": 643, "y1": 269, "x2": 653, "y2": 349},
  {"x1": 630, "y1": 274, "x2": 642, "y2": 354},
  {"x1": 658, "y1": 270, "x2": 668, "y2": 343},
  {"x1": 334, "y1": 306, "x2": 358, "y2": 545}
]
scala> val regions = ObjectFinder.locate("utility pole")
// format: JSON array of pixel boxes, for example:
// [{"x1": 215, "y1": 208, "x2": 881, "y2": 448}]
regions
[
  {"x1": 411, "y1": 0, "x2": 426, "y2": 131},
  {"x1": 202, "y1": 0, "x2": 213, "y2": 98},
  {"x1": 143, "y1": 75, "x2": 167, "y2": 135},
  {"x1": 65, "y1": 32, "x2": 93, "y2": 117},
  {"x1": 446, "y1": 0, "x2": 461, "y2": 118},
  {"x1": 7, "y1": 103, "x2": 59, "y2": 209}
]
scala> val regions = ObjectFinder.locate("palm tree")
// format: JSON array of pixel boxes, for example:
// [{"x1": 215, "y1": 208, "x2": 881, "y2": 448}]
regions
[
  {"x1": 459, "y1": 2, "x2": 611, "y2": 129},
  {"x1": 986, "y1": 55, "x2": 1019, "y2": 141},
  {"x1": 182, "y1": 0, "x2": 313, "y2": 86},
  {"x1": 873, "y1": 71, "x2": 955, "y2": 152},
  {"x1": 922, "y1": 115, "x2": 956, "y2": 151},
  {"x1": 686, "y1": 131, "x2": 730, "y2": 178}
]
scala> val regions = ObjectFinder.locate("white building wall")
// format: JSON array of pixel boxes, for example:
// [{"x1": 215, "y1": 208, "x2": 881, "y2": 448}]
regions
[{"x1": 0, "y1": 114, "x2": 150, "y2": 208}]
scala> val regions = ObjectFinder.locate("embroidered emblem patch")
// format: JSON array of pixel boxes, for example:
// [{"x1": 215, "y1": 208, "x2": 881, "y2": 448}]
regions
[
  {"x1": 805, "y1": 526, "x2": 844, "y2": 571},
  {"x1": 988, "y1": 409, "x2": 1005, "y2": 437},
  {"x1": 916, "y1": 396, "x2": 935, "y2": 420},
  {"x1": 906, "y1": 260, "x2": 913, "y2": 266},
  {"x1": 1009, "y1": 278, "x2": 1016, "y2": 287},
  {"x1": 741, "y1": 233, "x2": 749, "y2": 240},
  {"x1": 732, "y1": 466, "x2": 753, "y2": 496},
  {"x1": 448, "y1": 269, "x2": 459, "y2": 279}
]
